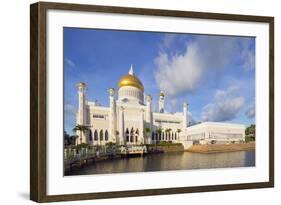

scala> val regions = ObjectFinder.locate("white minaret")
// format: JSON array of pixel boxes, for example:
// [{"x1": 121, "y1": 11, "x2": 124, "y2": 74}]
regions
[
  {"x1": 140, "y1": 109, "x2": 144, "y2": 144},
  {"x1": 108, "y1": 88, "x2": 116, "y2": 143},
  {"x1": 77, "y1": 82, "x2": 87, "y2": 144},
  {"x1": 159, "y1": 91, "x2": 165, "y2": 113},
  {"x1": 146, "y1": 95, "x2": 152, "y2": 123},
  {"x1": 146, "y1": 95, "x2": 152, "y2": 143},
  {"x1": 183, "y1": 102, "x2": 189, "y2": 129},
  {"x1": 118, "y1": 106, "x2": 124, "y2": 145}
]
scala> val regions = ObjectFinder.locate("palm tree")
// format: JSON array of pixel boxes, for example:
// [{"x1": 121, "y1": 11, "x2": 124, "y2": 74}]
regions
[
  {"x1": 144, "y1": 127, "x2": 151, "y2": 144},
  {"x1": 64, "y1": 131, "x2": 70, "y2": 146},
  {"x1": 168, "y1": 128, "x2": 172, "y2": 141},
  {"x1": 164, "y1": 128, "x2": 172, "y2": 141},
  {"x1": 156, "y1": 128, "x2": 162, "y2": 134},
  {"x1": 176, "y1": 129, "x2": 182, "y2": 140},
  {"x1": 70, "y1": 135, "x2": 78, "y2": 145},
  {"x1": 156, "y1": 128, "x2": 163, "y2": 142},
  {"x1": 73, "y1": 124, "x2": 89, "y2": 145},
  {"x1": 166, "y1": 128, "x2": 172, "y2": 133}
]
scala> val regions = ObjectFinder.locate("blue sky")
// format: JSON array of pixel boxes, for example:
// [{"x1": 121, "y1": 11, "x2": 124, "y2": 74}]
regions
[{"x1": 64, "y1": 27, "x2": 255, "y2": 134}]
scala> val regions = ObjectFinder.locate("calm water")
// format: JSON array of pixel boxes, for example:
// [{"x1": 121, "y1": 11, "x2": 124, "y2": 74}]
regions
[{"x1": 65, "y1": 150, "x2": 255, "y2": 176}]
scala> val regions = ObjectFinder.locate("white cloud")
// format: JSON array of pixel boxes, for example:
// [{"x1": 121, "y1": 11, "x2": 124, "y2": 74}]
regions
[
  {"x1": 65, "y1": 58, "x2": 75, "y2": 68},
  {"x1": 161, "y1": 34, "x2": 177, "y2": 50},
  {"x1": 154, "y1": 35, "x2": 254, "y2": 98},
  {"x1": 241, "y1": 48, "x2": 255, "y2": 71},
  {"x1": 201, "y1": 86, "x2": 245, "y2": 122},
  {"x1": 155, "y1": 43, "x2": 203, "y2": 97},
  {"x1": 245, "y1": 104, "x2": 255, "y2": 118},
  {"x1": 240, "y1": 38, "x2": 255, "y2": 71},
  {"x1": 64, "y1": 104, "x2": 76, "y2": 116}
]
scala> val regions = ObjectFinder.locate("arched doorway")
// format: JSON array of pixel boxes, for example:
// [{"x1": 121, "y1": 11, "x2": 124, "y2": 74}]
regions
[
  {"x1": 125, "y1": 128, "x2": 129, "y2": 142},
  {"x1": 105, "y1": 130, "x2": 108, "y2": 141},
  {"x1": 168, "y1": 132, "x2": 171, "y2": 141},
  {"x1": 130, "y1": 128, "x2": 134, "y2": 143},
  {"x1": 100, "y1": 130, "x2": 103, "y2": 141},
  {"x1": 135, "y1": 129, "x2": 139, "y2": 144},
  {"x1": 89, "y1": 129, "x2": 93, "y2": 141},
  {"x1": 94, "y1": 130, "x2": 98, "y2": 145}
]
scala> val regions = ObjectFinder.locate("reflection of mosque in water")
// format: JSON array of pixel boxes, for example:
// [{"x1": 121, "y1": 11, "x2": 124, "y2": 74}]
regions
[{"x1": 65, "y1": 151, "x2": 255, "y2": 175}]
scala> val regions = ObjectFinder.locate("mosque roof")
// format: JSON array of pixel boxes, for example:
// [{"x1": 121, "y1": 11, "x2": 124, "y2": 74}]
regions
[{"x1": 118, "y1": 65, "x2": 144, "y2": 91}]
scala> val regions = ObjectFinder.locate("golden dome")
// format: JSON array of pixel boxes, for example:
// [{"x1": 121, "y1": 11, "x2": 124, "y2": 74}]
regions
[
  {"x1": 77, "y1": 82, "x2": 86, "y2": 88},
  {"x1": 118, "y1": 74, "x2": 144, "y2": 91}
]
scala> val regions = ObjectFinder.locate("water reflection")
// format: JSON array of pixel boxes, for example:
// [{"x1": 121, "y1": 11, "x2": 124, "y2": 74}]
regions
[{"x1": 65, "y1": 150, "x2": 255, "y2": 176}]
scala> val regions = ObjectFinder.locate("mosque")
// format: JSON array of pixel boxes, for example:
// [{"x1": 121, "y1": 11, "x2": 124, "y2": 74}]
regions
[{"x1": 75, "y1": 66, "x2": 245, "y2": 149}]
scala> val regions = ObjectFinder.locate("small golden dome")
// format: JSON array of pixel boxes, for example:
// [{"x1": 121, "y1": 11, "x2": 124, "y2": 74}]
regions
[
  {"x1": 118, "y1": 74, "x2": 144, "y2": 91},
  {"x1": 160, "y1": 91, "x2": 165, "y2": 97},
  {"x1": 77, "y1": 82, "x2": 86, "y2": 88}
]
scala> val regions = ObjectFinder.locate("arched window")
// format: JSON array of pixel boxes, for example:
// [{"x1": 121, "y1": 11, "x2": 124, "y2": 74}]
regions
[
  {"x1": 135, "y1": 129, "x2": 139, "y2": 143},
  {"x1": 89, "y1": 129, "x2": 93, "y2": 141},
  {"x1": 152, "y1": 132, "x2": 155, "y2": 141},
  {"x1": 165, "y1": 132, "x2": 168, "y2": 140},
  {"x1": 100, "y1": 130, "x2": 103, "y2": 141},
  {"x1": 168, "y1": 132, "x2": 171, "y2": 141},
  {"x1": 130, "y1": 128, "x2": 134, "y2": 142},
  {"x1": 172, "y1": 132, "x2": 174, "y2": 140},
  {"x1": 155, "y1": 132, "x2": 158, "y2": 141},
  {"x1": 126, "y1": 128, "x2": 129, "y2": 142},
  {"x1": 105, "y1": 130, "x2": 108, "y2": 141},
  {"x1": 162, "y1": 132, "x2": 165, "y2": 141},
  {"x1": 94, "y1": 130, "x2": 98, "y2": 141}
]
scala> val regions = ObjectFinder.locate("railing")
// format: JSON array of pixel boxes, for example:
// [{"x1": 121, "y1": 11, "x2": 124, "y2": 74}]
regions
[
  {"x1": 64, "y1": 145, "x2": 148, "y2": 163},
  {"x1": 64, "y1": 146, "x2": 110, "y2": 161}
]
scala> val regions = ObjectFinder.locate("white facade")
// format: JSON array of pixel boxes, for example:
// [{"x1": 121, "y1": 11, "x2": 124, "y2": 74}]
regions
[
  {"x1": 179, "y1": 122, "x2": 246, "y2": 149},
  {"x1": 75, "y1": 66, "x2": 245, "y2": 147}
]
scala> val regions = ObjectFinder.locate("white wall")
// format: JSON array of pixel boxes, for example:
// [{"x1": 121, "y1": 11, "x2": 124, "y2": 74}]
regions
[{"x1": 0, "y1": 0, "x2": 279, "y2": 205}]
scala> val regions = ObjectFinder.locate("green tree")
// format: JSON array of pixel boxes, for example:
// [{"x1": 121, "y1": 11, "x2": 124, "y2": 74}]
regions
[
  {"x1": 69, "y1": 135, "x2": 78, "y2": 145},
  {"x1": 155, "y1": 128, "x2": 163, "y2": 142},
  {"x1": 64, "y1": 131, "x2": 70, "y2": 145},
  {"x1": 164, "y1": 128, "x2": 172, "y2": 141},
  {"x1": 176, "y1": 129, "x2": 182, "y2": 140},
  {"x1": 144, "y1": 127, "x2": 151, "y2": 144},
  {"x1": 245, "y1": 124, "x2": 255, "y2": 138},
  {"x1": 165, "y1": 128, "x2": 172, "y2": 133},
  {"x1": 73, "y1": 124, "x2": 89, "y2": 144},
  {"x1": 156, "y1": 128, "x2": 163, "y2": 135},
  {"x1": 144, "y1": 127, "x2": 151, "y2": 136}
]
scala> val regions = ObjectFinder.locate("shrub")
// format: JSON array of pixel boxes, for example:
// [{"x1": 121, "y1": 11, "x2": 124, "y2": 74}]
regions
[
  {"x1": 75, "y1": 143, "x2": 90, "y2": 150},
  {"x1": 245, "y1": 136, "x2": 255, "y2": 143}
]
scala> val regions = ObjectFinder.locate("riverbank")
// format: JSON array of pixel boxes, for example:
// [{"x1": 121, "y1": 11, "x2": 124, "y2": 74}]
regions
[
  {"x1": 147, "y1": 143, "x2": 184, "y2": 153},
  {"x1": 186, "y1": 142, "x2": 255, "y2": 153}
]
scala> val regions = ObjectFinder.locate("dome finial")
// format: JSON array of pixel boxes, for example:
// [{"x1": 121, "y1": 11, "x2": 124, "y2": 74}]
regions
[{"x1": 129, "y1": 64, "x2": 134, "y2": 75}]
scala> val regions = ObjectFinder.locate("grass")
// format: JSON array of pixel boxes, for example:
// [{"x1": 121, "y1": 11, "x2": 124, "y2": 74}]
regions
[
  {"x1": 186, "y1": 142, "x2": 255, "y2": 153},
  {"x1": 157, "y1": 143, "x2": 183, "y2": 147},
  {"x1": 245, "y1": 136, "x2": 255, "y2": 143}
]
